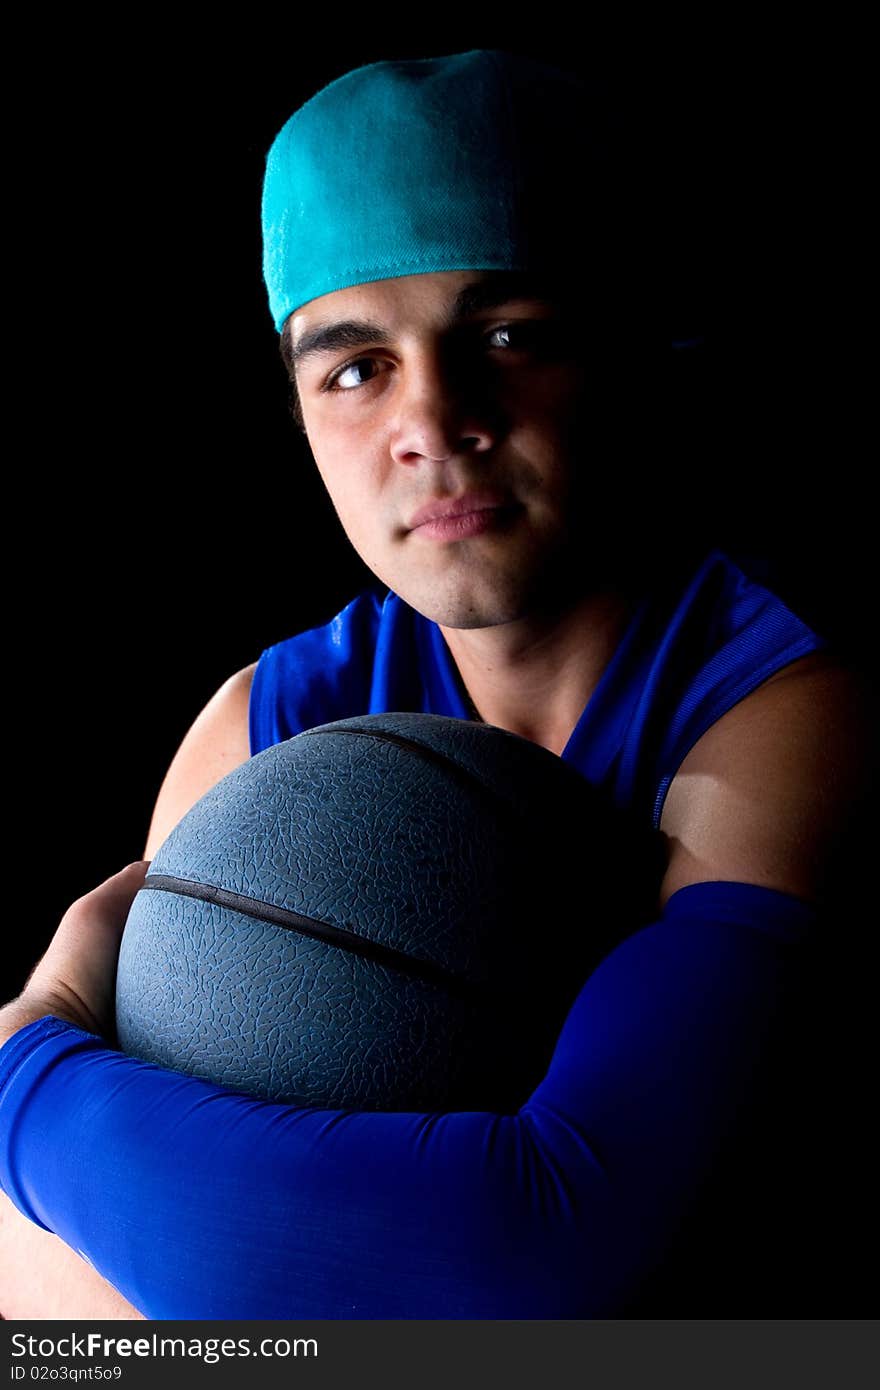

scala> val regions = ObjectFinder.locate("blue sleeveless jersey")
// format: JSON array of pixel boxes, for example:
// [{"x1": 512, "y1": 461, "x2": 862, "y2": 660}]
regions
[
  {"x1": 0, "y1": 547, "x2": 840, "y2": 1319},
  {"x1": 250, "y1": 546, "x2": 825, "y2": 828}
]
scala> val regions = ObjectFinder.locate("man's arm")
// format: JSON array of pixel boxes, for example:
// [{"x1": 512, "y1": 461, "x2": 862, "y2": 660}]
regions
[
  {"x1": 0, "y1": 664, "x2": 256, "y2": 1320},
  {"x1": 1, "y1": 653, "x2": 871, "y2": 1317},
  {"x1": 0, "y1": 885, "x2": 818, "y2": 1318},
  {"x1": 0, "y1": 1192, "x2": 145, "y2": 1321},
  {"x1": 143, "y1": 662, "x2": 256, "y2": 858}
]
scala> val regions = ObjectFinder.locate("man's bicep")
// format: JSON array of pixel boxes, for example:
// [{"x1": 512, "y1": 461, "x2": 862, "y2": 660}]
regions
[
  {"x1": 143, "y1": 662, "x2": 257, "y2": 859},
  {"x1": 657, "y1": 656, "x2": 875, "y2": 910}
]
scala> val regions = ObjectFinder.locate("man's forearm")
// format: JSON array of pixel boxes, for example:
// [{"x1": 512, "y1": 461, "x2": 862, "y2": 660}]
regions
[
  {"x1": 0, "y1": 1192, "x2": 145, "y2": 1320},
  {"x1": 0, "y1": 1007, "x2": 145, "y2": 1318}
]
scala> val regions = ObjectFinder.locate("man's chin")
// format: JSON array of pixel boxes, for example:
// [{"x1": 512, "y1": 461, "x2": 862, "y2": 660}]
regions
[
  {"x1": 395, "y1": 574, "x2": 572, "y2": 631},
  {"x1": 378, "y1": 538, "x2": 611, "y2": 629},
  {"x1": 393, "y1": 582, "x2": 523, "y2": 630},
  {"x1": 431, "y1": 609, "x2": 517, "y2": 631}
]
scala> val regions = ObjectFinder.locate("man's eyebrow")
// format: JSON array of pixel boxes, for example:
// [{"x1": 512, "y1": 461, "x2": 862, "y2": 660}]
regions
[
  {"x1": 289, "y1": 274, "x2": 564, "y2": 371},
  {"x1": 450, "y1": 273, "x2": 564, "y2": 320}
]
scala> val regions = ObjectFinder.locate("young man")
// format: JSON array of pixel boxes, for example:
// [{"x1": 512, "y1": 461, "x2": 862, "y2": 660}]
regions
[{"x1": 0, "y1": 50, "x2": 872, "y2": 1319}]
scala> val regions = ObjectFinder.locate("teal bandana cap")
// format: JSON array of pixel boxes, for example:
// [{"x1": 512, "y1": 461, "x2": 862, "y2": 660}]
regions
[{"x1": 261, "y1": 49, "x2": 625, "y2": 335}]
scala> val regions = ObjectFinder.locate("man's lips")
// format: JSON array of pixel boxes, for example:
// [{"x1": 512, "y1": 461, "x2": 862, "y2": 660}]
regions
[{"x1": 406, "y1": 492, "x2": 516, "y2": 531}]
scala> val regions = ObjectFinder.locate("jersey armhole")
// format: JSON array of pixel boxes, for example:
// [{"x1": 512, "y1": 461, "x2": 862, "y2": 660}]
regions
[{"x1": 651, "y1": 631, "x2": 827, "y2": 828}]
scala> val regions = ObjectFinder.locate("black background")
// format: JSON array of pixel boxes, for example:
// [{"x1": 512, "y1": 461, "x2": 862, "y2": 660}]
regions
[{"x1": 10, "y1": 29, "x2": 873, "y2": 983}]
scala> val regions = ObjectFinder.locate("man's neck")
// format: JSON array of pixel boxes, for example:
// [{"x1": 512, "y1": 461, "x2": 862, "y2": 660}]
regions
[{"x1": 438, "y1": 589, "x2": 638, "y2": 758}]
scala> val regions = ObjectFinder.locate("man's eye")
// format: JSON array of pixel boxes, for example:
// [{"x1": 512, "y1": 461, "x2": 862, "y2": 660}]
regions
[
  {"x1": 486, "y1": 323, "x2": 530, "y2": 349},
  {"x1": 326, "y1": 358, "x2": 385, "y2": 392},
  {"x1": 484, "y1": 321, "x2": 559, "y2": 352}
]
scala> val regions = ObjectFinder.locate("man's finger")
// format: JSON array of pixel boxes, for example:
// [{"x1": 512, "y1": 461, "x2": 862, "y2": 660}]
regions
[
  {"x1": 76, "y1": 860, "x2": 151, "y2": 907},
  {"x1": 61, "y1": 862, "x2": 152, "y2": 937}
]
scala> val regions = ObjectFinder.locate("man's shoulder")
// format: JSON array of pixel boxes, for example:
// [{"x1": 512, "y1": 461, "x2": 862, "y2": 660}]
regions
[{"x1": 249, "y1": 586, "x2": 400, "y2": 753}]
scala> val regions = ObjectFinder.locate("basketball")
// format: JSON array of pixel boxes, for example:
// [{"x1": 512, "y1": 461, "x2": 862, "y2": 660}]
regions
[{"x1": 115, "y1": 712, "x2": 664, "y2": 1111}]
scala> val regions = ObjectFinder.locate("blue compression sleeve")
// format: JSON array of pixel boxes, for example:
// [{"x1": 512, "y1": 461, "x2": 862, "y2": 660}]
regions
[{"x1": 0, "y1": 881, "x2": 816, "y2": 1319}]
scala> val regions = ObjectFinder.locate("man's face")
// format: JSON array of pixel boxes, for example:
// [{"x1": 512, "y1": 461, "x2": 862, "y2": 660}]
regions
[{"x1": 289, "y1": 269, "x2": 623, "y2": 629}]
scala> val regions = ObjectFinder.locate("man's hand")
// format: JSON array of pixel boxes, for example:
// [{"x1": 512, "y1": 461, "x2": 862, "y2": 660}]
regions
[{"x1": 0, "y1": 861, "x2": 150, "y2": 1049}]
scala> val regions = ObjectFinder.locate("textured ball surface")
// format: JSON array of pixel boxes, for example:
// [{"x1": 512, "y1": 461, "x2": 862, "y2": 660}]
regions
[{"x1": 116, "y1": 712, "x2": 663, "y2": 1111}]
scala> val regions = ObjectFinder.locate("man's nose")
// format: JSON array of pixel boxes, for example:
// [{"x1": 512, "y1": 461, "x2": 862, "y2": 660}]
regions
[{"x1": 388, "y1": 347, "x2": 502, "y2": 466}]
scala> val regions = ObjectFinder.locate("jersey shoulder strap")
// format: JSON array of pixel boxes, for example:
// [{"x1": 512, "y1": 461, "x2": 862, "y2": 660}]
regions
[{"x1": 249, "y1": 589, "x2": 387, "y2": 754}]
